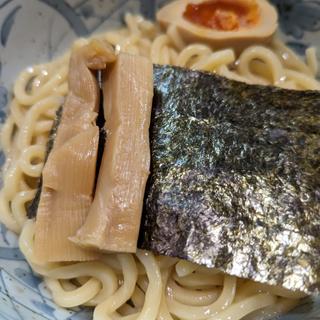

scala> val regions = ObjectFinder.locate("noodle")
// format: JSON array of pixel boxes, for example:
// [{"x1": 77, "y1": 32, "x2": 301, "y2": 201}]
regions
[
  {"x1": 237, "y1": 46, "x2": 286, "y2": 85},
  {"x1": 1, "y1": 12, "x2": 317, "y2": 320}
]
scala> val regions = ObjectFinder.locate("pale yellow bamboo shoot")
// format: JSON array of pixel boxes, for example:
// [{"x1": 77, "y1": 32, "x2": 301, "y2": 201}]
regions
[
  {"x1": 72, "y1": 53, "x2": 153, "y2": 253},
  {"x1": 34, "y1": 40, "x2": 116, "y2": 262}
]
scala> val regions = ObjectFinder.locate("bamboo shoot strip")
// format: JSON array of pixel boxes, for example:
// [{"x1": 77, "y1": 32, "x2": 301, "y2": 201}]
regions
[
  {"x1": 73, "y1": 53, "x2": 153, "y2": 253},
  {"x1": 34, "y1": 40, "x2": 116, "y2": 262}
]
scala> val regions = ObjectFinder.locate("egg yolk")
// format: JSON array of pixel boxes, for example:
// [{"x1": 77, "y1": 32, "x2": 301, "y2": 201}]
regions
[{"x1": 183, "y1": 0, "x2": 260, "y2": 31}]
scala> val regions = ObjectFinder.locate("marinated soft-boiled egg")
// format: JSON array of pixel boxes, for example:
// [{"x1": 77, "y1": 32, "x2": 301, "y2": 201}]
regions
[{"x1": 157, "y1": 0, "x2": 278, "y2": 49}]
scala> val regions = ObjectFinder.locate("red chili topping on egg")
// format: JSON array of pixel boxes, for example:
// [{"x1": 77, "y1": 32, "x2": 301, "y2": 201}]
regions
[{"x1": 183, "y1": 0, "x2": 260, "y2": 31}]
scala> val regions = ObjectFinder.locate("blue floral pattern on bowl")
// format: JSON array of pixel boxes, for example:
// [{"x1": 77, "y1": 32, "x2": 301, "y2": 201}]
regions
[
  {"x1": 270, "y1": 0, "x2": 320, "y2": 64},
  {"x1": 0, "y1": 1, "x2": 319, "y2": 319},
  {"x1": 271, "y1": 0, "x2": 320, "y2": 39}
]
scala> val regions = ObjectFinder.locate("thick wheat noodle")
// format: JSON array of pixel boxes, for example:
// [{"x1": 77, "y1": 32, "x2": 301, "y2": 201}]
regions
[
  {"x1": 151, "y1": 35, "x2": 171, "y2": 64},
  {"x1": 284, "y1": 69, "x2": 320, "y2": 90},
  {"x1": 11, "y1": 189, "x2": 36, "y2": 226},
  {"x1": 0, "y1": 12, "x2": 316, "y2": 320},
  {"x1": 175, "y1": 260, "x2": 199, "y2": 277},
  {"x1": 18, "y1": 145, "x2": 46, "y2": 177},
  {"x1": 209, "y1": 293, "x2": 277, "y2": 320},
  {"x1": 166, "y1": 276, "x2": 237, "y2": 320},
  {"x1": 158, "y1": 268, "x2": 175, "y2": 320},
  {"x1": 14, "y1": 65, "x2": 68, "y2": 106},
  {"x1": 173, "y1": 271, "x2": 224, "y2": 288},
  {"x1": 45, "y1": 277, "x2": 102, "y2": 308},
  {"x1": 306, "y1": 47, "x2": 318, "y2": 76},
  {"x1": 94, "y1": 254, "x2": 138, "y2": 320},
  {"x1": 167, "y1": 279, "x2": 220, "y2": 306},
  {"x1": 167, "y1": 24, "x2": 186, "y2": 50},
  {"x1": 272, "y1": 38, "x2": 314, "y2": 77},
  {"x1": 237, "y1": 46, "x2": 286, "y2": 85}
]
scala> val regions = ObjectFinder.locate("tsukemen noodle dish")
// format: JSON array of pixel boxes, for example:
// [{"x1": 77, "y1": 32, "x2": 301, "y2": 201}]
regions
[{"x1": 0, "y1": 0, "x2": 319, "y2": 319}]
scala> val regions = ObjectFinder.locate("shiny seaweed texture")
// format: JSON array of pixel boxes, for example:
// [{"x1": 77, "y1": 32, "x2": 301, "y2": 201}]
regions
[{"x1": 140, "y1": 65, "x2": 320, "y2": 295}]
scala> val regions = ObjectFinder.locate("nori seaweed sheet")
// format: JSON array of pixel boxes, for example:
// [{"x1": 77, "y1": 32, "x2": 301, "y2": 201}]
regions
[
  {"x1": 94, "y1": 90, "x2": 106, "y2": 194},
  {"x1": 27, "y1": 106, "x2": 63, "y2": 218},
  {"x1": 139, "y1": 65, "x2": 320, "y2": 294}
]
